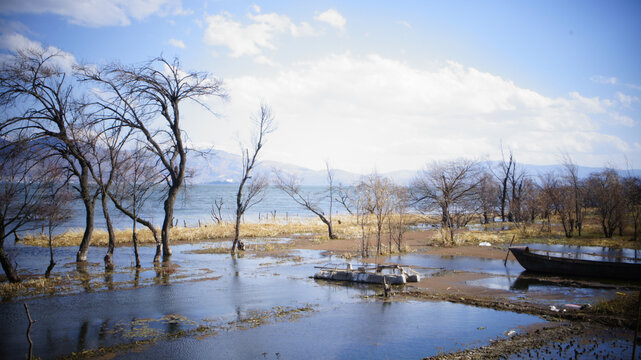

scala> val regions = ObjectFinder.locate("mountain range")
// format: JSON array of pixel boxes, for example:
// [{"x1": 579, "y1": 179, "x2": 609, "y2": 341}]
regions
[{"x1": 188, "y1": 149, "x2": 641, "y2": 186}]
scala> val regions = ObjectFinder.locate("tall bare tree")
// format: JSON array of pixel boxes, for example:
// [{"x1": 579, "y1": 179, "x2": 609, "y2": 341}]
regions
[
  {"x1": 478, "y1": 171, "x2": 500, "y2": 224},
  {"x1": 231, "y1": 104, "x2": 274, "y2": 254},
  {"x1": 116, "y1": 144, "x2": 160, "y2": 267},
  {"x1": 491, "y1": 146, "x2": 514, "y2": 223},
  {"x1": 411, "y1": 159, "x2": 481, "y2": 244},
  {"x1": 88, "y1": 119, "x2": 132, "y2": 269},
  {"x1": 540, "y1": 171, "x2": 575, "y2": 238},
  {"x1": 80, "y1": 57, "x2": 226, "y2": 259},
  {"x1": 38, "y1": 159, "x2": 72, "y2": 278},
  {"x1": 357, "y1": 173, "x2": 395, "y2": 255},
  {"x1": 561, "y1": 154, "x2": 585, "y2": 236},
  {"x1": 585, "y1": 169, "x2": 625, "y2": 238},
  {"x1": 0, "y1": 49, "x2": 100, "y2": 262},
  {"x1": 624, "y1": 176, "x2": 641, "y2": 242},
  {"x1": 0, "y1": 137, "x2": 65, "y2": 282}
]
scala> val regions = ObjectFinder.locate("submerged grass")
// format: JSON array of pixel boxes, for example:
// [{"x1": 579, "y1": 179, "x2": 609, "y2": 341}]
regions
[{"x1": 62, "y1": 304, "x2": 316, "y2": 359}]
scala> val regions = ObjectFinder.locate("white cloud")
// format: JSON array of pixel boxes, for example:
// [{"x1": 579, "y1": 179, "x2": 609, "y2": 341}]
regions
[
  {"x1": 192, "y1": 53, "x2": 637, "y2": 172},
  {"x1": 314, "y1": 9, "x2": 346, "y2": 31},
  {"x1": 0, "y1": 0, "x2": 190, "y2": 27},
  {"x1": 397, "y1": 20, "x2": 411, "y2": 29},
  {"x1": 203, "y1": 10, "x2": 316, "y2": 58},
  {"x1": 0, "y1": 32, "x2": 76, "y2": 71},
  {"x1": 168, "y1": 37, "x2": 186, "y2": 48},
  {"x1": 590, "y1": 75, "x2": 617, "y2": 85}
]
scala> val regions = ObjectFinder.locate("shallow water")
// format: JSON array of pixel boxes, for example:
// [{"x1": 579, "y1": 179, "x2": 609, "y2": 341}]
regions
[
  {"x1": 386, "y1": 253, "x2": 525, "y2": 276},
  {"x1": 0, "y1": 243, "x2": 546, "y2": 360}
]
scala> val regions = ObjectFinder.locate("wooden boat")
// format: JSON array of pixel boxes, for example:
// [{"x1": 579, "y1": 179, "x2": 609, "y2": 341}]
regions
[
  {"x1": 509, "y1": 246, "x2": 641, "y2": 281},
  {"x1": 313, "y1": 263, "x2": 420, "y2": 285}
]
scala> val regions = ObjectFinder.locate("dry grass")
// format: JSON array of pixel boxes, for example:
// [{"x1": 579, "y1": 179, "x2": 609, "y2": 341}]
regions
[
  {"x1": 0, "y1": 276, "x2": 73, "y2": 300},
  {"x1": 21, "y1": 214, "x2": 430, "y2": 248},
  {"x1": 591, "y1": 291, "x2": 639, "y2": 317}
]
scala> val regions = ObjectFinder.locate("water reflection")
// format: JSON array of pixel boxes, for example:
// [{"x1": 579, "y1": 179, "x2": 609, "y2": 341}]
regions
[{"x1": 523, "y1": 243, "x2": 641, "y2": 264}]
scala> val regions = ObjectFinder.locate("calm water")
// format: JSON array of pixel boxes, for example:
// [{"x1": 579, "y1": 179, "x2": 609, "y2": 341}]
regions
[
  {"x1": 46, "y1": 184, "x2": 339, "y2": 233},
  {"x1": 0, "y1": 243, "x2": 546, "y2": 360}
]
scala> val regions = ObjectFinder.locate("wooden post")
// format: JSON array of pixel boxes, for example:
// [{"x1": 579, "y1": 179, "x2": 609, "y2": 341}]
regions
[{"x1": 504, "y1": 235, "x2": 515, "y2": 267}]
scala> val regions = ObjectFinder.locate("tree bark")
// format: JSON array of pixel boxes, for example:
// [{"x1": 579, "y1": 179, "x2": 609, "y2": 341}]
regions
[
  {"x1": 76, "y1": 165, "x2": 95, "y2": 262},
  {"x1": 101, "y1": 192, "x2": 116, "y2": 269},
  {"x1": 45, "y1": 220, "x2": 55, "y2": 278},
  {"x1": 161, "y1": 184, "x2": 179, "y2": 259},
  {"x1": 0, "y1": 244, "x2": 20, "y2": 283}
]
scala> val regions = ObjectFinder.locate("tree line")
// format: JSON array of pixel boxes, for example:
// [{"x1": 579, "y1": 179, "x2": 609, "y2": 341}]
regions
[{"x1": 275, "y1": 150, "x2": 641, "y2": 258}]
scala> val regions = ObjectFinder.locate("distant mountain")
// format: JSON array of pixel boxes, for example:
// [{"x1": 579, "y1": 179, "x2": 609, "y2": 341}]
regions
[{"x1": 187, "y1": 149, "x2": 641, "y2": 186}]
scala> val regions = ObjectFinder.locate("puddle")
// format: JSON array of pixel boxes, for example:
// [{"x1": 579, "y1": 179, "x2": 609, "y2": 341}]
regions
[{"x1": 467, "y1": 275, "x2": 620, "y2": 305}]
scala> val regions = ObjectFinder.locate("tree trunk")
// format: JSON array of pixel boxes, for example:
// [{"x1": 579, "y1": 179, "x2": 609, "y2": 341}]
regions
[
  {"x1": 107, "y1": 192, "x2": 160, "y2": 262},
  {"x1": 101, "y1": 192, "x2": 116, "y2": 269},
  {"x1": 161, "y1": 184, "x2": 179, "y2": 259},
  {"x1": 231, "y1": 213, "x2": 243, "y2": 254},
  {"x1": 45, "y1": 220, "x2": 55, "y2": 278},
  {"x1": 133, "y1": 223, "x2": 140, "y2": 268},
  {"x1": 0, "y1": 242, "x2": 20, "y2": 283},
  {"x1": 76, "y1": 165, "x2": 95, "y2": 262},
  {"x1": 320, "y1": 215, "x2": 337, "y2": 240}
]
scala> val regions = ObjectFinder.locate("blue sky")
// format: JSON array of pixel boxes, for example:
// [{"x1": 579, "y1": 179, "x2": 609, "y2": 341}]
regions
[{"x1": 1, "y1": 0, "x2": 640, "y2": 173}]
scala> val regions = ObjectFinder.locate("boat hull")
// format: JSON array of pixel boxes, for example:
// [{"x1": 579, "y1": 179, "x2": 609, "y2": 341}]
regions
[{"x1": 509, "y1": 246, "x2": 641, "y2": 281}]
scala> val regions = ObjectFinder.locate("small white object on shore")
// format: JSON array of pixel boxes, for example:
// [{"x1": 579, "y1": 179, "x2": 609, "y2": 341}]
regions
[{"x1": 478, "y1": 242, "x2": 492, "y2": 247}]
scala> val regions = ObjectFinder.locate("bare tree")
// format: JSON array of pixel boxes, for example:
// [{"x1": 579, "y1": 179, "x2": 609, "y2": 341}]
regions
[
  {"x1": 88, "y1": 119, "x2": 132, "y2": 269},
  {"x1": 0, "y1": 49, "x2": 100, "y2": 262},
  {"x1": 353, "y1": 182, "x2": 373, "y2": 257},
  {"x1": 411, "y1": 159, "x2": 481, "y2": 244},
  {"x1": 113, "y1": 144, "x2": 162, "y2": 266},
  {"x1": 80, "y1": 56, "x2": 226, "y2": 259},
  {"x1": 335, "y1": 184, "x2": 355, "y2": 215},
  {"x1": 231, "y1": 104, "x2": 274, "y2": 254},
  {"x1": 326, "y1": 161, "x2": 336, "y2": 233},
  {"x1": 585, "y1": 169, "x2": 625, "y2": 238},
  {"x1": 0, "y1": 137, "x2": 65, "y2": 282},
  {"x1": 561, "y1": 154, "x2": 585, "y2": 236},
  {"x1": 275, "y1": 170, "x2": 339, "y2": 240},
  {"x1": 387, "y1": 185, "x2": 409, "y2": 253},
  {"x1": 478, "y1": 171, "x2": 500, "y2": 224},
  {"x1": 491, "y1": 146, "x2": 514, "y2": 223},
  {"x1": 623, "y1": 176, "x2": 641, "y2": 242},
  {"x1": 210, "y1": 197, "x2": 225, "y2": 224},
  {"x1": 540, "y1": 171, "x2": 575, "y2": 238},
  {"x1": 38, "y1": 160, "x2": 73, "y2": 278},
  {"x1": 357, "y1": 173, "x2": 395, "y2": 255}
]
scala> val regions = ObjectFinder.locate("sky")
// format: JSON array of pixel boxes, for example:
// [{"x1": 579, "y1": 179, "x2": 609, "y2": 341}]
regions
[{"x1": 0, "y1": 0, "x2": 640, "y2": 173}]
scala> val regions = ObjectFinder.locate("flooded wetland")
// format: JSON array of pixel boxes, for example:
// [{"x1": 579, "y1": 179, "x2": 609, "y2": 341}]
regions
[{"x1": 2, "y1": 232, "x2": 640, "y2": 359}]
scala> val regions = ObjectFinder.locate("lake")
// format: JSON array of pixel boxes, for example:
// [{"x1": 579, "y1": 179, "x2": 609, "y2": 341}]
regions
[{"x1": 57, "y1": 184, "x2": 339, "y2": 233}]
